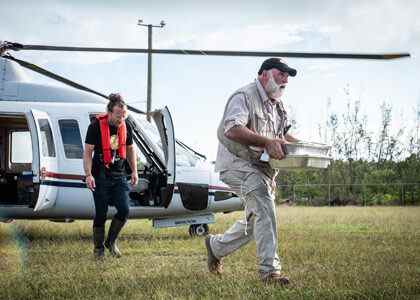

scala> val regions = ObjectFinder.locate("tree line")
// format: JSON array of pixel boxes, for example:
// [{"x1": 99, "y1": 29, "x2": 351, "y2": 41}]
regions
[{"x1": 277, "y1": 92, "x2": 420, "y2": 206}]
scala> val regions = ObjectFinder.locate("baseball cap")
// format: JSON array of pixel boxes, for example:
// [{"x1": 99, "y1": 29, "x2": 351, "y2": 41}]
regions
[{"x1": 258, "y1": 58, "x2": 297, "y2": 77}]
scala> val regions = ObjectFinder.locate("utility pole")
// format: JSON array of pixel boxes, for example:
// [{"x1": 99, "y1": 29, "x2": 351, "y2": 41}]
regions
[{"x1": 137, "y1": 19, "x2": 165, "y2": 121}]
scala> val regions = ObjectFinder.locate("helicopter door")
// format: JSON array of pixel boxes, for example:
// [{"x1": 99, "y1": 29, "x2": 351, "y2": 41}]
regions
[
  {"x1": 151, "y1": 107, "x2": 176, "y2": 208},
  {"x1": 26, "y1": 109, "x2": 59, "y2": 211}
]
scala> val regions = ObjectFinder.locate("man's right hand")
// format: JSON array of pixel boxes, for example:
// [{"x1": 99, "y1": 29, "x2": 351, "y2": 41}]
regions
[
  {"x1": 265, "y1": 138, "x2": 287, "y2": 160},
  {"x1": 86, "y1": 175, "x2": 96, "y2": 191}
]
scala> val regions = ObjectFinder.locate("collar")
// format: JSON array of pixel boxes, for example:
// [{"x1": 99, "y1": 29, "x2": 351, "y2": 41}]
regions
[{"x1": 255, "y1": 78, "x2": 279, "y2": 106}]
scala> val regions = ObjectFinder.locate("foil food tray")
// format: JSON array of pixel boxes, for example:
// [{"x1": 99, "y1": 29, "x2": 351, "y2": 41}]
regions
[{"x1": 268, "y1": 142, "x2": 332, "y2": 169}]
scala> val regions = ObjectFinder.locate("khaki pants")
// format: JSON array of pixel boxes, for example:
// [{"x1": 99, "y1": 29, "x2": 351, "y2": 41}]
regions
[{"x1": 210, "y1": 170, "x2": 281, "y2": 274}]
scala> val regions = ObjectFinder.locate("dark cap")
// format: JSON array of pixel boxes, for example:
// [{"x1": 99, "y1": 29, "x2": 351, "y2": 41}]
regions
[{"x1": 258, "y1": 58, "x2": 297, "y2": 77}]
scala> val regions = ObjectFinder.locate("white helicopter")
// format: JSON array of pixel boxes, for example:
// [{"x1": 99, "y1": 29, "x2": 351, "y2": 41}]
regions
[{"x1": 0, "y1": 41, "x2": 409, "y2": 236}]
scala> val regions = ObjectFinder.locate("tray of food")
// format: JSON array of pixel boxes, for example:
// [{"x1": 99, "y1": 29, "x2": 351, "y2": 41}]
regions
[{"x1": 263, "y1": 142, "x2": 332, "y2": 169}]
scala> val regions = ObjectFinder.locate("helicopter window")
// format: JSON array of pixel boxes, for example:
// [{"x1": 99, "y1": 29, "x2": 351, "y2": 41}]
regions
[
  {"x1": 10, "y1": 131, "x2": 32, "y2": 163},
  {"x1": 38, "y1": 119, "x2": 56, "y2": 157},
  {"x1": 131, "y1": 114, "x2": 165, "y2": 160},
  {"x1": 58, "y1": 119, "x2": 83, "y2": 159},
  {"x1": 176, "y1": 143, "x2": 199, "y2": 167},
  {"x1": 132, "y1": 113, "x2": 201, "y2": 167}
]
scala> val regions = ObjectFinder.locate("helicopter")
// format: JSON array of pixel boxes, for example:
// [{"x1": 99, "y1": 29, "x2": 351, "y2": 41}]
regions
[{"x1": 0, "y1": 41, "x2": 409, "y2": 236}]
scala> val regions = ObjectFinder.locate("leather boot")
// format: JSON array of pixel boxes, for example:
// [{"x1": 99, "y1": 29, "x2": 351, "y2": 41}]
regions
[
  {"x1": 93, "y1": 226, "x2": 105, "y2": 259},
  {"x1": 104, "y1": 217, "x2": 126, "y2": 258}
]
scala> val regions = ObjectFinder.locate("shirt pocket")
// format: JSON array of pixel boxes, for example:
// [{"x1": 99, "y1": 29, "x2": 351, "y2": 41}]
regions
[{"x1": 254, "y1": 112, "x2": 268, "y2": 134}]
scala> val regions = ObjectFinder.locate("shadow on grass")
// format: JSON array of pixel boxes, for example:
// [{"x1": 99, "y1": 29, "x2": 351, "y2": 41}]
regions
[{"x1": 8, "y1": 224, "x2": 197, "y2": 245}]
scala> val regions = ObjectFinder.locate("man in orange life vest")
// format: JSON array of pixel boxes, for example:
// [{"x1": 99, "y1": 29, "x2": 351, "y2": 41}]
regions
[{"x1": 83, "y1": 93, "x2": 138, "y2": 259}]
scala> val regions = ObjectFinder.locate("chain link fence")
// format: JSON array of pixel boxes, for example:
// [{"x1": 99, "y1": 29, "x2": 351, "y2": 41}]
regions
[{"x1": 276, "y1": 183, "x2": 420, "y2": 206}]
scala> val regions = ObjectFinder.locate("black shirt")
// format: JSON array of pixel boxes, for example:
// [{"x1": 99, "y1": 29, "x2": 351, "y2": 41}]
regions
[{"x1": 85, "y1": 119, "x2": 133, "y2": 178}]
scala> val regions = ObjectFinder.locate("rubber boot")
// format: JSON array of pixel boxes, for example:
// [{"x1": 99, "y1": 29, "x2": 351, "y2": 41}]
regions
[
  {"x1": 93, "y1": 226, "x2": 105, "y2": 259},
  {"x1": 104, "y1": 218, "x2": 126, "y2": 258}
]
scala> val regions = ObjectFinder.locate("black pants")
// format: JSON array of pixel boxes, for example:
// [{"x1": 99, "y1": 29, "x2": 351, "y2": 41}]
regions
[{"x1": 92, "y1": 175, "x2": 130, "y2": 227}]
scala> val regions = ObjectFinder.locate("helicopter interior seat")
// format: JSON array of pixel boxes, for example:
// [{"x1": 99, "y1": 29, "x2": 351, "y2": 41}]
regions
[{"x1": 128, "y1": 176, "x2": 152, "y2": 207}]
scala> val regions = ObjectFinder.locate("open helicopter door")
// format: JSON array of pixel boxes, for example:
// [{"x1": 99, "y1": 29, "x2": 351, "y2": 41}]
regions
[
  {"x1": 151, "y1": 107, "x2": 176, "y2": 208},
  {"x1": 25, "y1": 109, "x2": 58, "y2": 211}
]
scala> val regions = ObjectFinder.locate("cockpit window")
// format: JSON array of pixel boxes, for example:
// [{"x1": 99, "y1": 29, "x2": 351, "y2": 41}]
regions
[
  {"x1": 176, "y1": 142, "x2": 199, "y2": 167},
  {"x1": 131, "y1": 112, "x2": 204, "y2": 167},
  {"x1": 131, "y1": 113, "x2": 165, "y2": 160}
]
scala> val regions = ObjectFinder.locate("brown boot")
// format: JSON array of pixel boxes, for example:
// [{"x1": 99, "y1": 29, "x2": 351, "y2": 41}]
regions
[
  {"x1": 104, "y1": 218, "x2": 126, "y2": 258},
  {"x1": 205, "y1": 235, "x2": 223, "y2": 274},
  {"x1": 93, "y1": 226, "x2": 105, "y2": 259},
  {"x1": 261, "y1": 271, "x2": 290, "y2": 285}
]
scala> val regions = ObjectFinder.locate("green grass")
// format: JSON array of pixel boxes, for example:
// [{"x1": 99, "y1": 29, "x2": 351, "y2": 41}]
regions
[{"x1": 1, "y1": 207, "x2": 419, "y2": 299}]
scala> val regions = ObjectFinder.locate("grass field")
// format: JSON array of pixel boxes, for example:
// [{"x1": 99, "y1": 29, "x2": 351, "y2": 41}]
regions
[{"x1": 1, "y1": 206, "x2": 419, "y2": 299}]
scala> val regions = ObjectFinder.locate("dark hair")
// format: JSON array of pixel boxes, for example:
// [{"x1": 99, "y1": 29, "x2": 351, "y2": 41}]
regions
[{"x1": 107, "y1": 93, "x2": 126, "y2": 112}]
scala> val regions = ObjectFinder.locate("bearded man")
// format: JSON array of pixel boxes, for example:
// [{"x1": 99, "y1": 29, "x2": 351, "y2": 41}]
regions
[{"x1": 205, "y1": 58, "x2": 299, "y2": 284}]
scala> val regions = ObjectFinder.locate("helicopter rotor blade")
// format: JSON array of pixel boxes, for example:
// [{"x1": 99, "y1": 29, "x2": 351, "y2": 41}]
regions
[
  {"x1": 2, "y1": 53, "x2": 146, "y2": 115},
  {"x1": 8, "y1": 43, "x2": 410, "y2": 60},
  {"x1": 147, "y1": 49, "x2": 410, "y2": 60}
]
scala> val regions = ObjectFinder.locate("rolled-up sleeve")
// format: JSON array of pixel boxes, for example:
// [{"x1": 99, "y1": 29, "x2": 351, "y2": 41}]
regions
[{"x1": 223, "y1": 93, "x2": 249, "y2": 133}]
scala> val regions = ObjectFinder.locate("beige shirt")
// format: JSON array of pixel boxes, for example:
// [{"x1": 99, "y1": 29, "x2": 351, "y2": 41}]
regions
[{"x1": 215, "y1": 79, "x2": 286, "y2": 174}]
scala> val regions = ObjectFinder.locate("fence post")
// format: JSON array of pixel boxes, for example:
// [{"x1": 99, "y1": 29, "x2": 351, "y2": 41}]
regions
[
  {"x1": 293, "y1": 185, "x2": 296, "y2": 202},
  {"x1": 362, "y1": 184, "x2": 365, "y2": 206},
  {"x1": 328, "y1": 183, "x2": 331, "y2": 205},
  {"x1": 363, "y1": 184, "x2": 366, "y2": 206},
  {"x1": 402, "y1": 183, "x2": 405, "y2": 206}
]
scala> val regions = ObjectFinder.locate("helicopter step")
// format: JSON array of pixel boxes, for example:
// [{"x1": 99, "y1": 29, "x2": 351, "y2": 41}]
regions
[{"x1": 152, "y1": 213, "x2": 214, "y2": 236}]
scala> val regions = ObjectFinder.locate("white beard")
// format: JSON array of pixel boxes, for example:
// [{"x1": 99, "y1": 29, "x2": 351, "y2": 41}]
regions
[{"x1": 265, "y1": 72, "x2": 284, "y2": 100}]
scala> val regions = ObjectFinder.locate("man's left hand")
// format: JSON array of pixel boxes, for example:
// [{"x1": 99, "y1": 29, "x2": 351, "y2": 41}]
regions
[{"x1": 130, "y1": 173, "x2": 139, "y2": 187}]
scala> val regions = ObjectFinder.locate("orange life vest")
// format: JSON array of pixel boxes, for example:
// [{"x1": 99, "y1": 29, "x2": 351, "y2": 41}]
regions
[{"x1": 97, "y1": 114, "x2": 127, "y2": 168}]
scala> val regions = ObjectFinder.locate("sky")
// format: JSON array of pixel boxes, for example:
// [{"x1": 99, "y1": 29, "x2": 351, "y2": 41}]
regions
[{"x1": 1, "y1": 0, "x2": 419, "y2": 160}]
